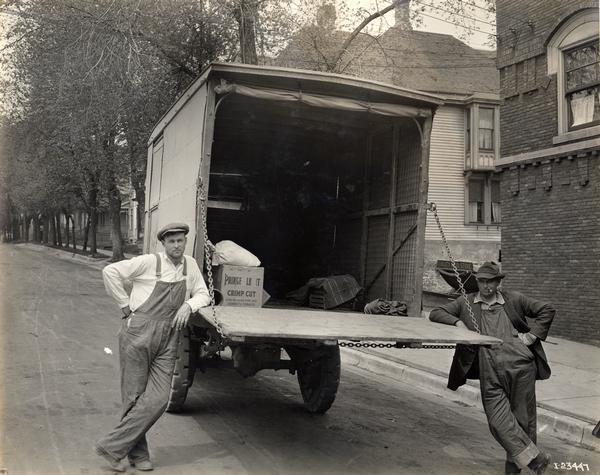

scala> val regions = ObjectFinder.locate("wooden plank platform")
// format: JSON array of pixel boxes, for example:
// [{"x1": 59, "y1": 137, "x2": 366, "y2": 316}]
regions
[{"x1": 197, "y1": 306, "x2": 501, "y2": 346}]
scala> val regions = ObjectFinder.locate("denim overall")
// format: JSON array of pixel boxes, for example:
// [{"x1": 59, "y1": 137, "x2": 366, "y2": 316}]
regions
[
  {"x1": 478, "y1": 303, "x2": 539, "y2": 470},
  {"x1": 97, "y1": 254, "x2": 187, "y2": 463}
]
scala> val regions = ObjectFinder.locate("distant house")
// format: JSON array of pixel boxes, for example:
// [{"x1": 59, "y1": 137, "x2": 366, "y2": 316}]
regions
[
  {"x1": 277, "y1": 2, "x2": 501, "y2": 293},
  {"x1": 495, "y1": 1, "x2": 600, "y2": 345},
  {"x1": 96, "y1": 187, "x2": 139, "y2": 248}
]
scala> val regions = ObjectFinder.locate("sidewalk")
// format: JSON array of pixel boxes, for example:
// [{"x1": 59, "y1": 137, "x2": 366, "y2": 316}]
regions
[
  {"x1": 342, "y1": 317, "x2": 600, "y2": 451},
  {"x1": 16, "y1": 242, "x2": 137, "y2": 268}
]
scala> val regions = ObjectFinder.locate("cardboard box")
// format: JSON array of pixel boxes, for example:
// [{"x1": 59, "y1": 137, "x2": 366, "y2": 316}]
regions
[{"x1": 213, "y1": 265, "x2": 264, "y2": 307}]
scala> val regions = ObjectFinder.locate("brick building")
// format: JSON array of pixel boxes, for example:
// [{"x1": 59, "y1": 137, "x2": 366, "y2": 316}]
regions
[
  {"x1": 496, "y1": 1, "x2": 600, "y2": 345},
  {"x1": 277, "y1": 2, "x2": 502, "y2": 294}
]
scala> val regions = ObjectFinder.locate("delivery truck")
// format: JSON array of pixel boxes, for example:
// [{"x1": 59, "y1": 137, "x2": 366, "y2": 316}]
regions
[{"x1": 143, "y1": 62, "x2": 499, "y2": 413}]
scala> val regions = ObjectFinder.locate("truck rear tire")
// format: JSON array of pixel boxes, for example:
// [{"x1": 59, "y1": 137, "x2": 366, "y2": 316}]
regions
[
  {"x1": 166, "y1": 327, "x2": 196, "y2": 413},
  {"x1": 297, "y1": 345, "x2": 340, "y2": 414}
]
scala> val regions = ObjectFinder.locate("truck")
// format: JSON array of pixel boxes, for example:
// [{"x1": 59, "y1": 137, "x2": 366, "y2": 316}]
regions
[{"x1": 143, "y1": 62, "x2": 498, "y2": 414}]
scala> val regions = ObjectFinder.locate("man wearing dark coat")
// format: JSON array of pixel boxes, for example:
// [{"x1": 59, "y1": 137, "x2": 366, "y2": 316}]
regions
[{"x1": 429, "y1": 261, "x2": 555, "y2": 475}]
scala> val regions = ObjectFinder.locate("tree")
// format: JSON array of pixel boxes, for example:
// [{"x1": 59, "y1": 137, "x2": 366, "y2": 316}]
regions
[
  {"x1": 0, "y1": 0, "x2": 495, "y2": 257},
  {"x1": 2, "y1": 0, "x2": 211, "y2": 256}
]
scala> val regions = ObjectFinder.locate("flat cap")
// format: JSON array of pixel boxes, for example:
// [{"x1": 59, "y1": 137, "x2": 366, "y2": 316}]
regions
[
  {"x1": 475, "y1": 261, "x2": 505, "y2": 280},
  {"x1": 157, "y1": 222, "x2": 189, "y2": 241}
]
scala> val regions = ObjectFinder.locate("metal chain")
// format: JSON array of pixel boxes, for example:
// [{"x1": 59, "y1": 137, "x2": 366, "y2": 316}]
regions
[
  {"x1": 197, "y1": 178, "x2": 226, "y2": 341},
  {"x1": 339, "y1": 341, "x2": 456, "y2": 350},
  {"x1": 427, "y1": 203, "x2": 480, "y2": 334}
]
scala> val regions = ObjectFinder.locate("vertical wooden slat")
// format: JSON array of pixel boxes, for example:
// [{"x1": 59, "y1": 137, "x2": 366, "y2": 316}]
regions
[
  {"x1": 385, "y1": 123, "x2": 400, "y2": 299},
  {"x1": 194, "y1": 82, "x2": 217, "y2": 265},
  {"x1": 359, "y1": 134, "x2": 372, "y2": 288},
  {"x1": 410, "y1": 115, "x2": 433, "y2": 317}
]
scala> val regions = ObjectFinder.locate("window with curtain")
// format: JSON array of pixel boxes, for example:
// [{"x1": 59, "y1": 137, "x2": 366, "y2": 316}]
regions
[
  {"x1": 479, "y1": 108, "x2": 494, "y2": 150},
  {"x1": 565, "y1": 41, "x2": 600, "y2": 130},
  {"x1": 468, "y1": 178, "x2": 484, "y2": 223},
  {"x1": 466, "y1": 173, "x2": 500, "y2": 225},
  {"x1": 491, "y1": 179, "x2": 501, "y2": 224}
]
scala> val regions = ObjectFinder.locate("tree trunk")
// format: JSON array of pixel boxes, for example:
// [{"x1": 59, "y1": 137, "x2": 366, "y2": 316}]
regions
[
  {"x1": 55, "y1": 213, "x2": 62, "y2": 247},
  {"x1": 90, "y1": 204, "x2": 98, "y2": 255},
  {"x1": 62, "y1": 209, "x2": 70, "y2": 248},
  {"x1": 83, "y1": 214, "x2": 90, "y2": 252},
  {"x1": 25, "y1": 216, "x2": 31, "y2": 241},
  {"x1": 108, "y1": 179, "x2": 125, "y2": 261},
  {"x1": 33, "y1": 215, "x2": 40, "y2": 242},
  {"x1": 71, "y1": 215, "x2": 77, "y2": 250},
  {"x1": 50, "y1": 213, "x2": 57, "y2": 245},
  {"x1": 87, "y1": 171, "x2": 99, "y2": 255},
  {"x1": 12, "y1": 217, "x2": 20, "y2": 241},
  {"x1": 132, "y1": 182, "x2": 145, "y2": 242},
  {"x1": 43, "y1": 214, "x2": 51, "y2": 243},
  {"x1": 21, "y1": 216, "x2": 26, "y2": 242},
  {"x1": 235, "y1": 0, "x2": 258, "y2": 65}
]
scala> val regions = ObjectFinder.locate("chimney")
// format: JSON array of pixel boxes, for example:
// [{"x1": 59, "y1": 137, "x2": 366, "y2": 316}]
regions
[
  {"x1": 316, "y1": 3, "x2": 337, "y2": 31},
  {"x1": 395, "y1": 0, "x2": 412, "y2": 30}
]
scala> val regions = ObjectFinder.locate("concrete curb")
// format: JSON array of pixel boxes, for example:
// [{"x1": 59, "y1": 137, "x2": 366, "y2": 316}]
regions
[{"x1": 341, "y1": 347, "x2": 600, "y2": 452}]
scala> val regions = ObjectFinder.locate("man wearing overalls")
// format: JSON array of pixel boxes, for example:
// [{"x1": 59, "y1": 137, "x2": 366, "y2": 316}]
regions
[
  {"x1": 95, "y1": 222, "x2": 210, "y2": 471},
  {"x1": 430, "y1": 262, "x2": 555, "y2": 475}
]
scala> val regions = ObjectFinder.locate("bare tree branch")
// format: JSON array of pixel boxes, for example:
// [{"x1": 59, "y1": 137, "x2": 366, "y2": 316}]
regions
[{"x1": 329, "y1": 0, "x2": 400, "y2": 72}]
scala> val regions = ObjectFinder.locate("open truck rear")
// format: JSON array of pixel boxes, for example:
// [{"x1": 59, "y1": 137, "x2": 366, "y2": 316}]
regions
[{"x1": 144, "y1": 63, "x2": 498, "y2": 413}]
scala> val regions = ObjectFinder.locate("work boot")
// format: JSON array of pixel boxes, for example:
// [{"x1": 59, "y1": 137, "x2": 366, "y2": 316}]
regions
[
  {"x1": 94, "y1": 445, "x2": 127, "y2": 472},
  {"x1": 504, "y1": 460, "x2": 521, "y2": 474},
  {"x1": 131, "y1": 459, "x2": 154, "y2": 471},
  {"x1": 527, "y1": 452, "x2": 551, "y2": 475}
]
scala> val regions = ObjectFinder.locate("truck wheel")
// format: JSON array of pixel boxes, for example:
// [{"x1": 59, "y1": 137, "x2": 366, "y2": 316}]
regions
[
  {"x1": 166, "y1": 327, "x2": 197, "y2": 413},
  {"x1": 297, "y1": 345, "x2": 341, "y2": 414}
]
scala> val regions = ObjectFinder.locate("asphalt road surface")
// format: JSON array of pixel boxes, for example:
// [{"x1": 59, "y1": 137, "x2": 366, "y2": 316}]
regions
[{"x1": 0, "y1": 244, "x2": 598, "y2": 475}]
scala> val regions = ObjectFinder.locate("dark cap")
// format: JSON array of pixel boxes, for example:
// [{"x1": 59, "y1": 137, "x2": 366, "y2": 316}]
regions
[
  {"x1": 157, "y1": 222, "x2": 189, "y2": 241},
  {"x1": 475, "y1": 261, "x2": 505, "y2": 280}
]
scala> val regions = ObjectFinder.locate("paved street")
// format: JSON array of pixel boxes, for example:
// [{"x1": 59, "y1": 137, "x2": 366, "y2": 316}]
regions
[{"x1": 0, "y1": 244, "x2": 598, "y2": 475}]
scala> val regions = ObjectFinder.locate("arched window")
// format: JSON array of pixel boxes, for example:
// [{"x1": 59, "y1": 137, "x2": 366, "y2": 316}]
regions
[{"x1": 547, "y1": 8, "x2": 600, "y2": 138}]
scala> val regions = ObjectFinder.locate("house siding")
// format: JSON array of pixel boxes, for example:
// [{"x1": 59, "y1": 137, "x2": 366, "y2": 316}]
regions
[
  {"x1": 426, "y1": 106, "x2": 501, "y2": 242},
  {"x1": 423, "y1": 105, "x2": 501, "y2": 293}
]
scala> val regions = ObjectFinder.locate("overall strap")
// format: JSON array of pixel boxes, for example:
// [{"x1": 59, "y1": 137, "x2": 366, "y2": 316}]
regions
[
  {"x1": 154, "y1": 253, "x2": 162, "y2": 279},
  {"x1": 183, "y1": 256, "x2": 188, "y2": 276}
]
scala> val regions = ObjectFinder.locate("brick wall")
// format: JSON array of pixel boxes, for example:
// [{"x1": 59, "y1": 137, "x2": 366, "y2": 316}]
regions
[
  {"x1": 500, "y1": 60, "x2": 558, "y2": 156},
  {"x1": 499, "y1": 155, "x2": 600, "y2": 345},
  {"x1": 497, "y1": 0, "x2": 599, "y2": 156}
]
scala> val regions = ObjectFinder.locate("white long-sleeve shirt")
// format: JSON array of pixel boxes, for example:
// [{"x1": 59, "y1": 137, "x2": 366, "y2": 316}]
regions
[{"x1": 102, "y1": 252, "x2": 211, "y2": 312}]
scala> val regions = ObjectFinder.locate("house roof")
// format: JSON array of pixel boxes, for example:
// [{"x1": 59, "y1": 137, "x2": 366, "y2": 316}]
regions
[{"x1": 276, "y1": 26, "x2": 499, "y2": 97}]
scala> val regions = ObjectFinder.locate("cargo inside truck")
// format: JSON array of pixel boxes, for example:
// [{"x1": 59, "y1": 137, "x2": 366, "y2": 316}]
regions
[{"x1": 207, "y1": 90, "x2": 427, "y2": 310}]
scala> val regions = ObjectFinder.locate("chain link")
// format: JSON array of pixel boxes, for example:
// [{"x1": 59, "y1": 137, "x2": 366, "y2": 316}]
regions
[
  {"x1": 428, "y1": 203, "x2": 480, "y2": 334},
  {"x1": 339, "y1": 341, "x2": 456, "y2": 350},
  {"x1": 197, "y1": 178, "x2": 226, "y2": 342}
]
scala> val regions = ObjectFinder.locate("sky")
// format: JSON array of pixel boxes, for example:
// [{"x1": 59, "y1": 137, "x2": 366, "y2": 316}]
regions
[{"x1": 344, "y1": 0, "x2": 496, "y2": 50}]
